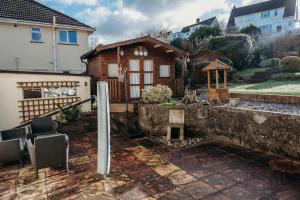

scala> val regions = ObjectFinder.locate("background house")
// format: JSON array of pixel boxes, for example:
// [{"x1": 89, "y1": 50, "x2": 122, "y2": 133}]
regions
[
  {"x1": 81, "y1": 36, "x2": 186, "y2": 102},
  {"x1": 227, "y1": 0, "x2": 299, "y2": 35},
  {"x1": 171, "y1": 17, "x2": 219, "y2": 40},
  {"x1": 0, "y1": 0, "x2": 95, "y2": 73}
]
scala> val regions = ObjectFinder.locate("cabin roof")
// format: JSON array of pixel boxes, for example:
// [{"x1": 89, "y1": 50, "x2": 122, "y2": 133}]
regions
[
  {"x1": 81, "y1": 36, "x2": 186, "y2": 59},
  {"x1": 202, "y1": 60, "x2": 232, "y2": 72}
]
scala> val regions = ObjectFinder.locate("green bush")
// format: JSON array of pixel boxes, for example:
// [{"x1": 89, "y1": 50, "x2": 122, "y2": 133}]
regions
[
  {"x1": 208, "y1": 34, "x2": 253, "y2": 70},
  {"x1": 281, "y1": 56, "x2": 300, "y2": 72},
  {"x1": 141, "y1": 84, "x2": 172, "y2": 104},
  {"x1": 271, "y1": 72, "x2": 300, "y2": 80},
  {"x1": 57, "y1": 105, "x2": 82, "y2": 123},
  {"x1": 259, "y1": 58, "x2": 281, "y2": 68}
]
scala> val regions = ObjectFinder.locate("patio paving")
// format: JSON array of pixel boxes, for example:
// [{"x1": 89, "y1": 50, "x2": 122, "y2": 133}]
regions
[{"x1": 1, "y1": 122, "x2": 300, "y2": 199}]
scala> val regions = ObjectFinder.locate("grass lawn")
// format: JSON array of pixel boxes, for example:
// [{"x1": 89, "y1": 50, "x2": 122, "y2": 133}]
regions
[
  {"x1": 230, "y1": 80, "x2": 300, "y2": 96},
  {"x1": 234, "y1": 67, "x2": 271, "y2": 78}
]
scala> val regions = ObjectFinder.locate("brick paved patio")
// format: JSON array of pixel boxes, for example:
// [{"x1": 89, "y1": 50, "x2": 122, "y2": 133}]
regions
[{"x1": 1, "y1": 123, "x2": 300, "y2": 200}]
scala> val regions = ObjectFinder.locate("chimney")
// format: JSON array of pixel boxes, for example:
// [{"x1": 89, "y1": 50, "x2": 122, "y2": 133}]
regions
[{"x1": 196, "y1": 18, "x2": 200, "y2": 23}]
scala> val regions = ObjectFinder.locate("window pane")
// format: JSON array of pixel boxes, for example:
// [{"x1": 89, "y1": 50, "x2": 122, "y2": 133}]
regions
[
  {"x1": 32, "y1": 27, "x2": 40, "y2": 32},
  {"x1": 108, "y1": 63, "x2": 118, "y2": 77},
  {"x1": 160, "y1": 65, "x2": 170, "y2": 77},
  {"x1": 130, "y1": 86, "x2": 140, "y2": 98},
  {"x1": 69, "y1": 31, "x2": 77, "y2": 44},
  {"x1": 24, "y1": 88, "x2": 42, "y2": 99},
  {"x1": 32, "y1": 32, "x2": 41, "y2": 41},
  {"x1": 59, "y1": 30, "x2": 67, "y2": 43},
  {"x1": 130, "y1": 59, "x2": 140, "y2": 71},
  {"x1": 130, "y1": 73, "x2": 140, "y2": 84},
  {"x1": 144, "y1": 73, "x2": 153, "y2": 84},
  {"x1": 144, "y1": 60, "x2": 153, "y2": 71}
]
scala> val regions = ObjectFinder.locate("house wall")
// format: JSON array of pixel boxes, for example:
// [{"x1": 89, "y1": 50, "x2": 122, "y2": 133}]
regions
[
  {"x1": 0, "y1": 23, "x2": 91, "y2": 73},
  {"x1": 234, "y1": 7, "x2": 296, "y2": 34},
  {"x1": 0, "y1": 72, "x2": 91, "y2": 131},
  {"x1": 87, "y1": 43, "x2": 177, "y2": 101}
]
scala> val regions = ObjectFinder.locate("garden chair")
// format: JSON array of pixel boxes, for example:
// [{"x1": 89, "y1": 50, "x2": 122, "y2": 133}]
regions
[
  {"x1": 29, "y1": 116, "x2": 60, "y2": 138},
  {"x1": 167, "y1": 109, "x2": 185, "y2": 141},
  {"x1": 0, "y1": 128, "x2": 27, "y2": 166},
  {"x1": 26, "y1": 134, "x2": 69, "y2": 179}
]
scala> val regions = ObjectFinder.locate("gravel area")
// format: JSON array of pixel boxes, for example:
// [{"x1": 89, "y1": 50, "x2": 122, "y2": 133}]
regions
[
  {"x1": 152, "y1": 136, "x2": 207, "y2": 148},
  {"x1": 226, "y1": 100, "x2": 300, "y2": 115}
]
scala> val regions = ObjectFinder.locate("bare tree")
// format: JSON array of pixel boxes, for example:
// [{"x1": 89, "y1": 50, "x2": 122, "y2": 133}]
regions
[
  {"x1": 89, "y1": 36, "x2": 100, "y2": 49},
  {"x1": 140, "y1": 26, "x2": 172, "y2": 43}
]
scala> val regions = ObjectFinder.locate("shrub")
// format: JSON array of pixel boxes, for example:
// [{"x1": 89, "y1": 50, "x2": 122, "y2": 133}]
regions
[
  {"x1": 281, "y1": 56, "x2": 300, "y2": 72},
  {"x1": 271, "y1": 72, "x2": 300, "y2": 81},
  {"x1": 141, "y1": 84, "x2": 172, "y2": 104},
  {"x1": 57, "y1": 105, "x2": 82, "y2": 123},
  {"x1": 208, "y1": 34, "x2": 253, "y2": 70},
  {"x1": 259, "y1": 58, "x2": 281, "y2": 68}
]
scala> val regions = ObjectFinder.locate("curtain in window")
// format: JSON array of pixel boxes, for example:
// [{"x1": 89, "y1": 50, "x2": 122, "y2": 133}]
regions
[
  {"x1": 130, "y1": 60, "x2": 140, "y2": 71},
  {"x1": 144, "y1": 60, "x2": 153, "y2": 71},
  {"x1": 130, "y1": 73, "x2": 140, "y2": 84},
  {"x1": 108, "y1": 64, "x2": 118, "y2": 77},
  {"x1": 130, "y1": 86, "x2": 140, "y2": 98}
]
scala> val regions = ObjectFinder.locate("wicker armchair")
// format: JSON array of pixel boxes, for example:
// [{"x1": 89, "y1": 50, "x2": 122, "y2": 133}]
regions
[
  {"x1": 26, "y1": 134, "x2": 69, "y2": 178},
  {"x1": 0, "y1": 128, "x2": 27, "y2": 166},
  {"x1": 29, "y1": 116, "x2": 60, "y2": 138}
]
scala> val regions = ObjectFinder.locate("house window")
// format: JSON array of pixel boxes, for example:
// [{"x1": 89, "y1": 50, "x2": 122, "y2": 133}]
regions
[
  {"x1": 23, "y1": 88, "x2": 42, "y2": 99},
  {"x1": 31, "y1": 27, "x2": 42, "y2": 42},
  {"x1": 277, "y1": 25, "x2": 282, "y2": 32},
  {"x1": 59, "y1": 30, "x2": 77, "y2": 44},
  {"x1": 259, "y1": 24, "x2": 272, "y2": 31},
  {"x1": 261, "y1": 11, "x2": 270, "y2": 19},
  {"x1": 108, "y1": 63, "x2": 119, "y2": 78},
  {"x1": 160, "y1": 65, "x2": 170, "y2": 77},
  {"x1": 274, "y1": 9, "x2": 278, "y2": 16},
  {"x1": 288, "y1": 20, "x2": 293, "y2": 27}
]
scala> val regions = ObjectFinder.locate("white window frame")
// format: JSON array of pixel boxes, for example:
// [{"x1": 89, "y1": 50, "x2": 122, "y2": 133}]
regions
[
  {"x1": 159, "y1": 65, "x2": 170, "y2": 78},
  {"x1": 261, "y1": 11, "x2": 270, "y2": 19},
  {"x1": 108, "y1": 63, "x2": 119, "y2": 78},
  {"x1": 31, "y1": 26, "x2": 42, "y2": 42},
  {"x1": 58, "y1": 29, "x2": 78, "y2": 44}
]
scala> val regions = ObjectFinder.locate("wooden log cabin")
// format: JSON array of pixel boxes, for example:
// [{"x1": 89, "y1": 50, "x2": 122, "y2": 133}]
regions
[{"x1": 81, "y1": 36, "x2": 187, "y2": 102}]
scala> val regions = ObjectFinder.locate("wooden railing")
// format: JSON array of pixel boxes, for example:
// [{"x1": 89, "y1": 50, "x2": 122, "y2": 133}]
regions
[
  {"x1": 108, "y1": 79, "x2": 122, "y2": 102},
  {"x1": 174, "y1": 79, "x2": 184, "y2": 97},
  {"x1": 19, "y1": 97, "x2": 80, "y2": 122}
]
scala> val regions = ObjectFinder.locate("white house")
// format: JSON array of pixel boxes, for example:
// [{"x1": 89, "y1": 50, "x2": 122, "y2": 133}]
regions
[
  {"x1": 227, "y1": 0, "x2": 299, "y2": 35},
  {"x1": 0, "y1": 0, "x2": 95, "y2": 73},
  {"x1": 171, "y1": 17, "x2": 219, "y2": 40}
]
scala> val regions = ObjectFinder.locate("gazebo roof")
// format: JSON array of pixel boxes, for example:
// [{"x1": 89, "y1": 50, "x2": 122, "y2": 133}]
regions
[{"x1": 202, "y1": 60, "x2": 232, "y2": 72}]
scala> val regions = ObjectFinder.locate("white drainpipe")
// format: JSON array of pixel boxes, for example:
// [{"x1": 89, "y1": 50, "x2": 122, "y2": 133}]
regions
[{"x1": 52, "y1": 16, "x2": 58, "y2": 72}]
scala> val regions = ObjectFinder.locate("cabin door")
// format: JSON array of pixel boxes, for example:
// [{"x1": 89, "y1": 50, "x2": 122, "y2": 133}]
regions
[{"x1": 129, "y1": 59, "x2": 140, "y2": 98}]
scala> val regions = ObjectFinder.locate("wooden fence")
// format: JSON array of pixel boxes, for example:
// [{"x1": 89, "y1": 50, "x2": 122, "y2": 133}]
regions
[{"x1": 108, "y1": 79, "x2": 122, "y2": 102}]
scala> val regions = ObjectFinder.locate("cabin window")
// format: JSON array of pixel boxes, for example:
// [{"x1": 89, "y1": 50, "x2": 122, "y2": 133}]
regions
[
  {"x1": 129, "y1": 59, "x2": 140, "y2": 98},
  {"x1": 159, "y1": 65, "x2": 170, "y2": 77},
  {"x1": 144, "y1": 60, "x2": 153, "y2": 90},
  {"x1": 31, "y1": 27, "x2": 42, "y2": 42},
  {"x1": 23, "y1": 88, "x2": 42, "y2": 99},
  {"x1": 59, "y1": 30, "x2": 77, "y2": 44},
  {"x1": 108, "y1": 63, "x2": 119, "y2": 78}
]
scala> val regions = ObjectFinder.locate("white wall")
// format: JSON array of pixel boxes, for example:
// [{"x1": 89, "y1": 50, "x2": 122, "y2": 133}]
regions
[
  {"x1": 0, "y1": 23, "x2": 91, "y2": 73},
  {"x1": 234, "y1": 7, "x2": 296, "y2": 34},
  {"x1": 0, "y1": 72, "x2": 91, "y2": 130}
]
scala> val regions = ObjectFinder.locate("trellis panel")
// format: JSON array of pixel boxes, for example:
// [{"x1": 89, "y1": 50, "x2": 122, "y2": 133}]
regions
[{"x1": 18, "y1": 97, "x2": 80, "y2": 122}]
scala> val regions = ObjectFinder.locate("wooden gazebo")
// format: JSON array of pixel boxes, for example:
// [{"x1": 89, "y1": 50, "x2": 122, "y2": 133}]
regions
[{"x1": 202, "y1": 60, "x2": 231, "y2": 103}]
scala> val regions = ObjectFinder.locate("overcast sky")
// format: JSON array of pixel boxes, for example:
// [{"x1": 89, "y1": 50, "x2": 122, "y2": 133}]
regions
[{"x1": 40, "y1": 0, "x2": 270, "y2": 44}]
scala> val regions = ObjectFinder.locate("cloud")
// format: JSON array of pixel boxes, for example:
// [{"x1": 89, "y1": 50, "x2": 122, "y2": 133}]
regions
[{"x1": 77, "y1": 0, "x2": 232, "y2": 44}]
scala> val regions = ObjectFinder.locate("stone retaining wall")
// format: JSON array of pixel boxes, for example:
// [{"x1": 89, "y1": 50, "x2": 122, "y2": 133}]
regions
[
  {"x1": 139, "y1": 104, "x2": 300, "y2": 159},
  {"x1": 230, "y1": 93, "x2": 300, "y2": 104}
]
